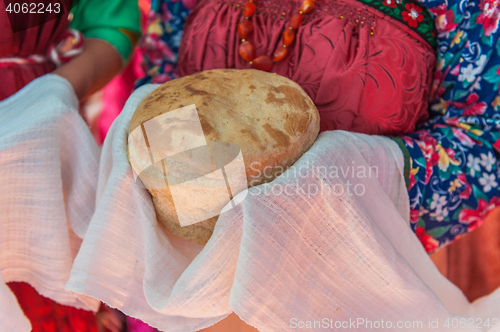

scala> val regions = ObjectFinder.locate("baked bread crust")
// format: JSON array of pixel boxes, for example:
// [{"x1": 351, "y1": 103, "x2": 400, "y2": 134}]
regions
[{"x1": 128, "y1": 69, "x2": 320, "y2": 245}]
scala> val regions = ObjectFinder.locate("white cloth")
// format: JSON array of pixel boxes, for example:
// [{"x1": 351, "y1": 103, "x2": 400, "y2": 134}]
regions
[
  {"x1": 67, "y1": 84, "x2": 500, "y2": 332},
  {"x1": 0, "y1": 75, "x2": 101, "y2": 331}
]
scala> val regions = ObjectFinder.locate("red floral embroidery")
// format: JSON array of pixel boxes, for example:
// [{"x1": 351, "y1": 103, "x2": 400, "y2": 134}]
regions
[
  {"x1": 402, "y1": 3, "x2": 424, "y2": 28},
  {"x1": 382, "y1": 0, "x2": 397, "y2": 8},
  {"x1": 457, "y1": 174, "x2": 472, "y2": 200},
  {"x1": 450, "y1": 63, "x2": 461, "y2": 76},
  {"x1": 401, "y1": 136, "x2": 414, "y2": 148},
  {"x1": 493, "y1": 138, "x2": 500, "y2": 152},
  {"x1": 459, "y1": 197, "x2": 500, "y2": 232},
  {"x1": 450, "y1": 93, "x2": 487, "y2": 116},
  {"x1": 431, "y1": 70, "x2": 446, "y2": 100},
  {"x1": 430, "y1": 4, "x2": 459, "y2": 33},
  {"x1": 410, "y1": 209, "x2": 420, "y2": 223},
  {"x1": 416, "y1": 132, "x2": 439, "y2": 184},
  {"x1": 409, "y1": 168, "x2": 417, "y2": 189},
  {"x1": 476, "y1": 0, "x2": 500, "y2": 36},
  {"x1": 415, "y1": 227, "x2": 439, "y2": 252}
]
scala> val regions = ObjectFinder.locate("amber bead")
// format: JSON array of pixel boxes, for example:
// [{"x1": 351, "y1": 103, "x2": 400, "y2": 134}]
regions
[
  {"x1": 244, "y1": 2, "x2": 256, "y2": 17},
  {"x1": 300, "y1": 0, "x2": 315, "y2": 14},
  {"x1": 251, "y1": 55, "x2": 273, "y2": 71},
  {"x1": 239, "y1": 41, "x2": 255, "y2": 62},
  {"x1": 283, "y1": 29, "x2": 295, "y2": 46},
  {"x1": 238, "y1": 19, "x2": 254, "y2": 39},
  {"x1": 273, "y1": 44, "x2": 287, "y2": 62},
  {"x1": 289, "y1": 13, "x2": 302, "y2": 29}
]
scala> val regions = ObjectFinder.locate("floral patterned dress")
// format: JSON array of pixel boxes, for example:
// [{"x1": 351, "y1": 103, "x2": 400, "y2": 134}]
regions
[
  {"x1": 392, "y1": 0, "x2": 500, "y2": 253},
  {"x1": 138, "y1": 0, "x2": 500, "y2": 254},
  {"x1": 136, "y1": 0, "x2": 194, "y2": 86}
]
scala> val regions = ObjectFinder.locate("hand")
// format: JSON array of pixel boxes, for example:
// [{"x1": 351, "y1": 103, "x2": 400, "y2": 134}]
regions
[{"x1": 53, "y1": 38, "x2": 122, "y2": 101}]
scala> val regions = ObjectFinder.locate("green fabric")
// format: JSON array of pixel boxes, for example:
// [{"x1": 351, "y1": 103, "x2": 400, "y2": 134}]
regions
[
  {"x1": 357, "y1": 0, "x2": 437, "y2": 49},
  {"x1": 70, "y1": 0, "x2": 141, "y2": 62},
  {"x1": 391, "y1": 137, "x2": 411, "y2": 190}
]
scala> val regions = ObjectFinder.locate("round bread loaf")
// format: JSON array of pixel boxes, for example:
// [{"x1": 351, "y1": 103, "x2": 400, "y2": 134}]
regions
[{"x1": 128, "y1": 69, "x2": 319, "y2": 245}]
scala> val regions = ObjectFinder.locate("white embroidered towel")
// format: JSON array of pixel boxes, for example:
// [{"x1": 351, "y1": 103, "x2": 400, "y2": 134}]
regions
[
  {"x1": 66, "y1": 84, "x2": 500, "y2": 332},
  {"x1": 0, "y1": 75, "x2": 101, "y2": 332}
]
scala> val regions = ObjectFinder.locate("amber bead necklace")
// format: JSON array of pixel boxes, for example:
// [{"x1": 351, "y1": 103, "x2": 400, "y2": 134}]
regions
[{"x1": 238, "y1": 0, "x2": 315, "y2": 71}]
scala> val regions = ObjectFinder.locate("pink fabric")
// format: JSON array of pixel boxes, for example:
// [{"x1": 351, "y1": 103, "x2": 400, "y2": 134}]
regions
[
  {"x1": 98, "y1": 49, "x2": 144, "y2": 144},
  {"x1": 98, "y1": 0, "x2": 149, "y2": 143},
  {"x1": 179, "y1": 0, "x2": 435, "y2": 135},
  {"x1": 127, "y1": 317, "x2": 156, "y2": 332}
]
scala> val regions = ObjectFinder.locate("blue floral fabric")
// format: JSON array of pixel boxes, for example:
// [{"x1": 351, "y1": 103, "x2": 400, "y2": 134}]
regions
[
  {"x1": 137, "y1": 0, "x2": 500, "y2": 254},
  {"x1": 394, "y1": 0, "x2": 500, "y2": 252},
  {"x1": 136, "y1": 0, "x2": 193, "y2": 87}
]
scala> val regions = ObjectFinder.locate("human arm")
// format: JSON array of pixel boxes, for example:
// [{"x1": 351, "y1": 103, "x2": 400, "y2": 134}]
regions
[
  {"x1": 53, "y1": 38, "x2": 122, "y2": 100},
  {"x1": 54, "y1": 0, "x2": 141, "y2": 100}
]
